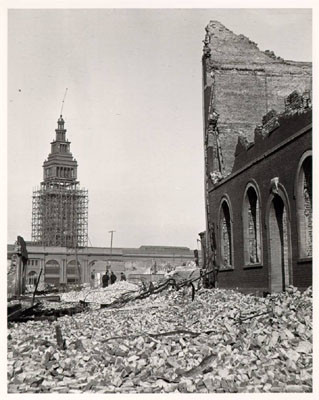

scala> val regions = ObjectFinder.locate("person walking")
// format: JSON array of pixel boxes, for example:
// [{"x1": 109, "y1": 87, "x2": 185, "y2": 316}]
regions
[
  {"x1": 120, "y1": 272, "x2": 126, "y2": 281},
  {"x1": 110, "y1": 270, "x2": 117, "y2": 285},
  {"x1": 90, "y1": 269, "x2": 96, "y2": 289},
  {"x1": 102, "y1": 270, "x2": 109, "y2": 288}
]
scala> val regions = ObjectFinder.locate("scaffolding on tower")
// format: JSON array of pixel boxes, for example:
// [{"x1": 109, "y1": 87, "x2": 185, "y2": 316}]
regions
[{"x1": 31, "y1": 181, "x2": 88, "y2": 248}]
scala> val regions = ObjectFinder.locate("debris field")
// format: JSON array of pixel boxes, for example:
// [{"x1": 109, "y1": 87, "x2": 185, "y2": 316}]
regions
[{"x1": 7, "y1": 283, "x2": 312, "y2": 393}]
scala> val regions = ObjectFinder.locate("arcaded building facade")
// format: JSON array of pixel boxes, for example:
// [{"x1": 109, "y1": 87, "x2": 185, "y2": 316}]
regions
[
  {"x1": 202, "y1": 22, "x2": 312, "y2": 293},
  {"x1": 7, "y1": 244, "x2": 195, "y2": 288}
]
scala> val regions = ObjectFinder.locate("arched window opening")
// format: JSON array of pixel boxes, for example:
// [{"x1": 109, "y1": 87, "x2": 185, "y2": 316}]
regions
[
  {"x1": 297, "y1": 155, "x2": 312, "y2": 258},
  {"x1": 282, "y1": 206, "x2": 289, "y2": 282},
  {"x1": 243, "y1": 186, "x2": 261, "y2": 265},
  {"x1": 27, "y1": 271, "x2": 37, "y2": 286},
  {"x1": 303, "y1": 158, "x2": 312, "y2": 256},
  {"x1": 220, "y1": 200, "x2": 233, "y2": 268}
]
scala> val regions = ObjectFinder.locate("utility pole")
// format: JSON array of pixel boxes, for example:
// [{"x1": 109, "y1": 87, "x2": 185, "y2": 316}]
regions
[{"x1": 109, "y1": 230, "x2": 115, "y2": 268}]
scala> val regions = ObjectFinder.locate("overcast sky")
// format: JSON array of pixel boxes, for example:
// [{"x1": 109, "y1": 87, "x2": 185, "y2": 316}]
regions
[{"x1": 7, "y1": 8, "x2": 312, "y2": 249}]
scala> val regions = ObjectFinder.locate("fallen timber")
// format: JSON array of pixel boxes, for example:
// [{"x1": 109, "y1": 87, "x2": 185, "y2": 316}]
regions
[
  {"x1": 7, "y1": 268, "x2": 264, "y2": 325},
  {"x1": 8, "y1": 302, "x2": 40, "y2": 323},
  {"x1": 8, "y1": 300, "x2": 88, "y2": 324},
  {"x1": 92, "y1": 270, "x2": 277, "y2": 330},
  {"x1": 14, "y1": 295, "x2": 61, "y2": 302},
  {"x1": 97, "y1": 269, "x2": 211, "y2": 309}
]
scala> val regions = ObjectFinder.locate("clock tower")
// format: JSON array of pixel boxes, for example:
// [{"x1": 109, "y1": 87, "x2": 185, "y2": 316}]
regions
[{"x1": 32, "y1": 115, "x2": 88, "y2": 248}]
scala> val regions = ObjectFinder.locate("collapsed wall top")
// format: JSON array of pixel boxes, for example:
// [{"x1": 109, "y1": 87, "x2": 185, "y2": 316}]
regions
[
  {"x1": 202, "y1": 21, "x2": 312, "y2": 177},
  {"x1": 203, "y1": 20, "x2": 311, "y2": 69}
]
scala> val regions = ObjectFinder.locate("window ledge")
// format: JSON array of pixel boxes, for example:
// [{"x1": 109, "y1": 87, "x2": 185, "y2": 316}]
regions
[
  {"x1": 219, "y1": 266, "x2": 234, "y2": 272},
  {"x1": 297, "y1": 257, "x2": 312, "y2": 264},
  {"x1": 243, "y1": 263, "x2": 263, "y2": 269}
]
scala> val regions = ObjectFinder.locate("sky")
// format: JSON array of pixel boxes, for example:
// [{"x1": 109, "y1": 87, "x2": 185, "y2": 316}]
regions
[{"x1": 6, "y1": 7, "x2": 312, "y2": 250}]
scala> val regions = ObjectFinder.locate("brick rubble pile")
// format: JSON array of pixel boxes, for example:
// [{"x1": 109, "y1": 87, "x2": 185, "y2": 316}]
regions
[
  {"x1": 60, "y1": 281, "x2": 139, "y2": 304},
  {"x1": 8, "y1": 286, "x2": 312, "y2": 393}
]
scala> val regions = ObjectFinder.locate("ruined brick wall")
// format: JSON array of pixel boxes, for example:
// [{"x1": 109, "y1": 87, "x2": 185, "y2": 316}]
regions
[
  {"x1": 207, "y1": 114, "x2": 312, "y2": 293},
  {"x1": 233, "y1": 110, "x2": 312, "y2": 173},
  {"x1": 203, "y1": 21, "x2": 312, "y2": 176}
]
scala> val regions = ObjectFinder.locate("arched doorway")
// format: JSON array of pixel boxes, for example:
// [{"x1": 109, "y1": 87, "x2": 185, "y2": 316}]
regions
[
  {"x1": 45, "y1": 260, "x2": 60, "y2": 286},
  {"x1": 268, "y1": 194, "x2": 290, "y2": 292},
  {"x1": 66, "y1": 260, "x2": 81, "y2": 284}
]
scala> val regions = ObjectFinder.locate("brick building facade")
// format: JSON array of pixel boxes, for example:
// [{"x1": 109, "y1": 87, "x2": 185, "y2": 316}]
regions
[{"x1": 202, "y1": 22, "x2": 312, "y2": 293}]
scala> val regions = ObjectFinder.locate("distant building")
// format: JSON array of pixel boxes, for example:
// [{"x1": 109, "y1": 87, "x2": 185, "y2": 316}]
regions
[
  {"x1": 201, "y1": 22, "x2": 312, "y2": 293},
  {"x1": 7, "y1": 244, "x2": 196, "y2": 288},
  {"x1": 31, "y1": 115, "x2": 88, "y2": 249},
  {"x1": 10, "y1": 112, "x2": 198, "y2": 290}
]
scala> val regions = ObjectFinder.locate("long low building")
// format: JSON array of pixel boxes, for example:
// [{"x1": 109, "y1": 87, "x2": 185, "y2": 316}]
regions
[{"x1": 7, "y1": 243, "x2": 196, "y2": 288}]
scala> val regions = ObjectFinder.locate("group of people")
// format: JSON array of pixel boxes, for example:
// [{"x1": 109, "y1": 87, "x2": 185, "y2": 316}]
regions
[
  {"x1": 102, "y1": 270, "x2": 126, "y2": 288},
  {"x1": 90, "y1": 269, "x2": 127, "y2": 288}
]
